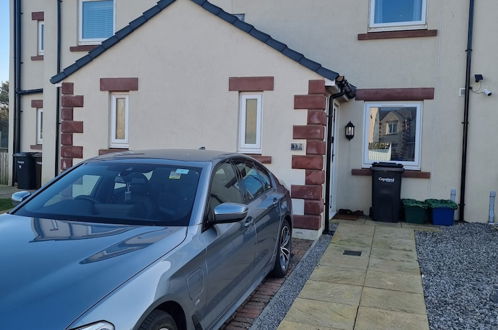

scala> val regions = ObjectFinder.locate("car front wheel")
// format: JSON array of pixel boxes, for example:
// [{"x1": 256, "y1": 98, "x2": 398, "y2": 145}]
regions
[
  {"x1": 139, "y1": 310, "x2": 178, "y2": 330},
  {"x1": 271, "y1": 219, "x2": 291, "y2": 278}
]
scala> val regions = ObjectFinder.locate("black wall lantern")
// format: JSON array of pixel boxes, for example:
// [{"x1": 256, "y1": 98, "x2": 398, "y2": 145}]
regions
[{"x1": 345, "y1": 121, "x2": 355, "y2": 140}]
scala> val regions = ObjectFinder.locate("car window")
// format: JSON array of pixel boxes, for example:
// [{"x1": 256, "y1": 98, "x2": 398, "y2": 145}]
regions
[
  {"x1": 14, "y1": 162, "x2": 202, "y2": 226},
  {"x1": 208, "y1": 163, "x2": 243, "y2": 217},
  {"x1": 236, "y1": 161, "x2": 272, "y2": 201}
]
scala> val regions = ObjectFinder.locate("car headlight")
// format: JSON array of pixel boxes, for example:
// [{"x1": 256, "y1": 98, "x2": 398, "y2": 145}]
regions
[{"x1": 73, "y1": 321, "x2": 114, "y2": 330}]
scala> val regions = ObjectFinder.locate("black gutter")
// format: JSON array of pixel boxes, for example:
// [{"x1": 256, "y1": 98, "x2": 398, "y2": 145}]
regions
[
  {"x1": 55, "y1": 0, "x2": 62, "y2": 175},
  {"x1": 459, "y1": 0, "x2": 475, "y2": 222},
  {"x1": 17, "y1": 88, "x2": 43, "y2": 95},
  {"x1": 323, "y1": 78, "x2": 356, "y2": 235}
]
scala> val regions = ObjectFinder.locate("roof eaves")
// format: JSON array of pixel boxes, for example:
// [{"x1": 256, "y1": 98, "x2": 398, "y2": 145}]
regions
[{"x1": 50, "y1": 0, "x2": 177, "y2": 84}]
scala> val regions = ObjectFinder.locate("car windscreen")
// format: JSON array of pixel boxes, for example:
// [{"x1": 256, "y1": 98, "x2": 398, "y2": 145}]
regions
[{"x1": 14, "y1": 162, "x2": 202, "y2": 226}]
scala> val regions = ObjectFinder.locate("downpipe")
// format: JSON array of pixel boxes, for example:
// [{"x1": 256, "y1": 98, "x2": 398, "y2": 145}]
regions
[{"x1": 489, "y1": 191, "x2": 496, "y2": 225}]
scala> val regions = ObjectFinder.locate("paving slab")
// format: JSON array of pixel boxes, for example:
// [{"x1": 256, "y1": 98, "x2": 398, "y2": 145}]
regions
[
  {"x1": 310, "y1": 264, "x2": 366, "y2": 286},
  {"x1": 372, "y1": 237, "x2": 417, "y2": 252},
  {"x1": 360, "y1": 287, "x2": 427, "y2": 315},
  {"x1": 284, "y1": 298, "x2": 357, "y2": 330},
  {"x1": 368, "y1": 257, "x2": 421, "y2": 274},
  {"x1": 354, "y1": 307, "x2": 429, "y2": 330},
  {"x1": 370, "y1": 247, "x2": 418, "y2": 262},
  {"x1": 280, "y1": 222, "x2": 429, "y2": 330},
  {"x1": 278, "y1": 320, "x2": 341, "y2": 330},
  {"x1": 364, "y1": 269, "x2": 423, "y2": 294},
  {"x1": 299, "y1": 280, "x2": 363, "y2": 306}
]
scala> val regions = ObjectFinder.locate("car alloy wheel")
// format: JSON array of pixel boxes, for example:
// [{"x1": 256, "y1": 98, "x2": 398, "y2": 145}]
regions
[{"x1": 279, "y1": 224, "x2": 291, "y2": 272}]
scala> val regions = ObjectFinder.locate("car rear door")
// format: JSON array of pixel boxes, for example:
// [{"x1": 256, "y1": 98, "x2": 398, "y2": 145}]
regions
[
  {"x1": 235, "y1": 159, "x2": 281, "y2": 274},
  {"x1": 200, "y1": 161, "x2": 256, "y2": 329}
]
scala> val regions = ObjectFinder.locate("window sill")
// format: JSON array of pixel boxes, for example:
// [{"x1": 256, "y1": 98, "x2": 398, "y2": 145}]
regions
[
  {"x1": 70, "y1": 45, "x2": 98, "y2": 52},
  {"x1": 244, "y1": 154, "x2": 272, "y2": 164},
  {"x1": 358, "y1": 29, "x2": 438, "y2": 41},
  {"x1": 99, "y1": 148, "x2": 129, "y2": 156},
  {"x1": 30, "y1": 144, "x2": 42, "y2": 150},
  {"x1": 31, "y1": 55, "x2": 44, "y2": 61},
  {"x1": 352, "y1": 168, "x2": 431, "y2": 179}
]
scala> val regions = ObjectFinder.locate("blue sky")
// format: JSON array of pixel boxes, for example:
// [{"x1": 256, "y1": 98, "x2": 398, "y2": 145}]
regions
[{"x1": 0, "y1": 0, "x2": 9, "y2": 83}]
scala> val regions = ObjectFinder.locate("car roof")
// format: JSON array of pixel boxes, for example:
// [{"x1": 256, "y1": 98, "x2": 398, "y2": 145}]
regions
[{"x1": 89, "y1": 149, "x2": 244, "y2": 163}]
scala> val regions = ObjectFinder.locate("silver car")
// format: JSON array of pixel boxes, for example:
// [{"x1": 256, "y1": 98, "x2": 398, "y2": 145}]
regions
[{"x1": 1, "y1": 149, "x2": 293, "y2": 330}]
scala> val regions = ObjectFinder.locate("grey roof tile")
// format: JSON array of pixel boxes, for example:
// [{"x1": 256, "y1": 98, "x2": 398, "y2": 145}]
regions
[{"x1": 51, "y1": 0, "x2": 343, "y2": 85}]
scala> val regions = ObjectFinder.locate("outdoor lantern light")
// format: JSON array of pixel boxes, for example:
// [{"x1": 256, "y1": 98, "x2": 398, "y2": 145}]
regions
[{"x1": 345, "y1": 121, "x2": 355, "y2": 140}]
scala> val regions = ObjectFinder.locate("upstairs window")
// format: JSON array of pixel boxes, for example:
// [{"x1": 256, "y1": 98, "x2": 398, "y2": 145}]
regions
[
  {"x1": 37, "y1": 22, "x2": 45, "y2": 55},
  {"x1": 238, "y1": 94, "x2": 262, "y2": 154},
  {"x1": 363, "y1": 102, "x2": 422, "y2": 169},
  {"x1": 370, "y1": 0, "x2": 426, "y2": 28},
  {"x1": 110, "y1": 94, "x2": 129, "y2": 148},
  {"x1": 79, "y1": 0, "x2": 114, "y2": 44}
]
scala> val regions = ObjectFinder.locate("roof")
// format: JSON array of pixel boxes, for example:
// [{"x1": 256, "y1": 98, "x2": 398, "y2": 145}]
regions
[
  {"x1": 92, "y1": 148, "x2": 239, "y2": 163},
  {"x1": 50, "y1": 0, "x2": 341, "y2": 84}
]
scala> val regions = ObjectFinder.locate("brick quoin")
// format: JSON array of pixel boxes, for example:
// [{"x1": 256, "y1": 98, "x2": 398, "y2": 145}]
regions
[
  {"x1": 61, "y1": 146, "x2": 83, "y2": 159},
  {"x1": 294, "y1": 95, "x2": 326, "y2": 109},
  {"x1": 61, "y1": 121, "x2": 83, "y2": 133},
  {"x1": 308, "y1": 80, "x2": 326, "y2": 94},
  {"x1": 304, "y1": 200, "x2": 324, "y2": 215},
  {"x1": 306, "y1": 140, "x2": 326, "y2": 155},
  {"x1": 61, "y1": 158, "x2": 73, "y2": 170},
  {"x1": 292, "y1": 155, "x2": 323, "y2": 170},
  {"x1": 293, "y1": 215, "x2": 321, "y2": 230},
  {"x1": 291, "y1": 185, "x2": 322, "y2": 200},
  {"x1": 61, "y1": 82, "x2": 74, "y2": 95},
  {"x1": 61, "y1": 133, "x2": 73, "y2": 146},
  {"x1": 307, "y1": 110, "x2": 327, "y2": 125},
  {"x1": 305, "y1": 170, "x2": 325, "y2": 185},
  {"x1": 61, "y1": 108, "x2": 74, "y2": 121},
  {"x1": 293, "y1": 125, "x2": 324, "y2": 140},
  {"x1": 61, "y1": 95, "x2": 84, "y2": 107}
]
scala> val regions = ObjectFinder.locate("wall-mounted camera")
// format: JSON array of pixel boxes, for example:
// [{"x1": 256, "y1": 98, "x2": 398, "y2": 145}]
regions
[{"x1": 483, "y1": 89, "x2": 492, "y2": 96}]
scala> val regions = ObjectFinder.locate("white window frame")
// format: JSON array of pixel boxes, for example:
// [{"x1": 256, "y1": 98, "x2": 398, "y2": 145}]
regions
[
  {"x1": 369, "y1": 0, "x2": 427, "y2": 30},
  {"x1": 238, "y1": 93, "x2": 263, "y2": 154},
  {"x1": 78, "y1": 0, "x2": 116, "y2": 45},
  {"x1": 110, "y1": 94, "x2": 129, "y2": 148},
  {"x1": 36, "y1": 108, "x2": 43, "y2": 144},
  {"x1": 37, "y1": 21, "x2": 45, "y2": 55},
  {"x1": 362, "y1": 102, "x2": 423, "y2": 170}
]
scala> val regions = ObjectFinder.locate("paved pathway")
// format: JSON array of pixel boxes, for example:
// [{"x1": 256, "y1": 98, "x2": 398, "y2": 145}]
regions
[{"x1": 279, "y1": 220, "x2": 434, "y2": 330}]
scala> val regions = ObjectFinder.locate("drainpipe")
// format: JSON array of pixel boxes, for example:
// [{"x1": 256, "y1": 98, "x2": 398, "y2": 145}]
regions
[
  {"x1": 54, "y1": 0, "x2": 62, "y2": 175},
  {"x1": 458, "y1": 0, "x2": 475, "y2": 222},
  {"x1": 12, "y1": 0, "x2": 22, "y2": 185},
  {"x1": 323, "y1": 86, "x2": 346, "y2": 235},
  {"x1": 489, "y1": 191, "x2": 496, "y2": 225}
]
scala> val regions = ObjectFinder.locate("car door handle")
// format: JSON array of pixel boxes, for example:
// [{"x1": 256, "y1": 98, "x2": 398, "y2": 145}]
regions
[
  {"x1": 243, "y1": 217, "x2": 253, "y2": 227},
  {"x1": 272, "y1": 198, "x2": 278, "y2": 206}
]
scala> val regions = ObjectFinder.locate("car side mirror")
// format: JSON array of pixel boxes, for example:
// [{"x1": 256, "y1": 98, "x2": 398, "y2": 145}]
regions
[
  {"x1": 212, "y1": 203, "x2": 249, "y2": 224},
  {"x1": 11, "y1": 191, "x2": 32, "y2": 206}
]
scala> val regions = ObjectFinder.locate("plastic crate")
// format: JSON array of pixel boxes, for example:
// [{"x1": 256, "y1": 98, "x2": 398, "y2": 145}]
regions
[
  {"x1": 432, "y1": 208, "x2": 455, "y2": 226},
  {"x1": 402, "y1": 199, "x2": 429, "y2": 224}
]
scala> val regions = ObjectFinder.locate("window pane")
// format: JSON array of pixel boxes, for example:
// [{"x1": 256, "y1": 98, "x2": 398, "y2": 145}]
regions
[
  {"x1": 208, "y1": 163, "x2": 243, "y2": 216},
  {"x1": 82, "y1": 0, "x2": 114, "y2": 39},
  {"x1": 236, "y1": 162, "x2": 271, "y2": 201},
  {"x1": 39, "y1": 23, "x2": 45, "y2": 52},
  {"x1": 374, "y1": 0, "x2": 423, "y2": 24},
  {"x1": 39, "y1": 110, "x2": 43, "y2": 140},
  {"x1": 115, "y1": 98, "x2": 126, "y2": 140},
  {"x1": 16, "y1": 163, "x2": 202, "y2": 226},
  {"x1": 245, "y1": 98, "x2": 258, "y2": 145},
  {"x1": 367, "y1": 106, "x2": 417, "y2": 162}
]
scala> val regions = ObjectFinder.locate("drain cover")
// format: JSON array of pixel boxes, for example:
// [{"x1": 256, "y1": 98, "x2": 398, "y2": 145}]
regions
[{"x1": 343, "y1": 250, "x2": 362, "y2": 257}]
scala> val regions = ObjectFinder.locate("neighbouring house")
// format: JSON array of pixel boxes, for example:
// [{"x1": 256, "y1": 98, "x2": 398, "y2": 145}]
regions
[{"x1": 9, "y1": 0, "x2": 497, "y2": 239}]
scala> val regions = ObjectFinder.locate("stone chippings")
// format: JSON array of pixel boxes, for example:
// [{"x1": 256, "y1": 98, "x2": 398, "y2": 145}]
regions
[
  {"x1": 249, "y1": 224, "x2": 336, "y2": 330},
  {"x1": 416, "y1": 223, "x2": 498, "y2": 330}
]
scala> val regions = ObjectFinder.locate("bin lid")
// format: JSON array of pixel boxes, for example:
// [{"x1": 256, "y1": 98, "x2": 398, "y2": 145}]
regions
[
  {"x1": 14, "y1": 152, "x2": 35, "y2": 157},
  {"x1": 32, "y1": 152, "x2": 43, "y2": 158},
  {"x1": 371, "y1": 162, "x2": 404, "y2": 172}
]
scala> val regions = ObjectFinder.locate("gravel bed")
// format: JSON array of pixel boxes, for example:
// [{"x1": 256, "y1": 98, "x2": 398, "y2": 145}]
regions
[
  {"x1": 416, "y1": 223, "x2": 498, "y2": 330},
  {"x1": 249, "y1": 224, "x2": 336, "y2": 330}
]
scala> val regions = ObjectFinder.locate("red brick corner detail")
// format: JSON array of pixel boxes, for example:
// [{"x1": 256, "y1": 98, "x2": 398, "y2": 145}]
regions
[
  {"x1": 292, "y1": 80, "x2": 329, "y2": 231},
  {"x1": 59, "y1": 82, "x2": 84, "y2": 171}
]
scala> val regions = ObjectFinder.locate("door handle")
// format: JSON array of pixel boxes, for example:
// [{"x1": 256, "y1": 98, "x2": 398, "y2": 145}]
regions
[
  {"x1": 243, "y1": 217, "x2": 253, "y2": 227},
  {"x1": 272, "y1": 198, "x2": 279, "y2": 206}
]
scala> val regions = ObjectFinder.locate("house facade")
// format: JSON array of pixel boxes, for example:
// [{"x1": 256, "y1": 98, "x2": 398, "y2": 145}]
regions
[{"x1": 9, "y1": 0, "x2": 497, "y2": 239}]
